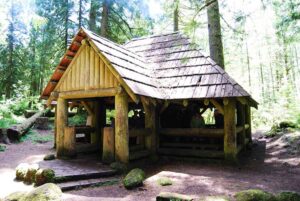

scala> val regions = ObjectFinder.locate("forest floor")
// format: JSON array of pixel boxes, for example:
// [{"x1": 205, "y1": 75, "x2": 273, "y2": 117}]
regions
[{"x1": 0, "y1": 128, "x2": 300, "y2": 200}]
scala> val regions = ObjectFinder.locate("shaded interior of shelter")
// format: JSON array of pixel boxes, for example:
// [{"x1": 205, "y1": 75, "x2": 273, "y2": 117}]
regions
[{"x1": 61, "y1": 96, "x2": 251, "y2": 161}]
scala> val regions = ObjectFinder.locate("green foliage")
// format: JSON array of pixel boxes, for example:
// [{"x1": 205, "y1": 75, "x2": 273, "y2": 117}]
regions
[
  {"x1": 20, "y1": 129, "x2": 53, "y2": 144},
  {"x1": 68, "y1": 109, "x2": 87, "y2": 126},
  {"x1": 276, "y1": 191, "x2": 300, "y2": 201},
  {"x1": 0, "y1": 144, "x2": 6, "y2": 152},
  {"x1": 234, "y1": 189, "x2": 275, "y2": 201}
]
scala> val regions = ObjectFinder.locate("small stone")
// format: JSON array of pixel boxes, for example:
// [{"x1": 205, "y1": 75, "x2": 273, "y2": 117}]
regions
[
  {"x1": 4, "y1": 191, "x2": 27, "y2": 201},
  {"x1": 35, "y1": 169, "x2": 55, "y2": 186},
  {"x1": 23, "y1": 183, "x2": 62, "y2": 201},
  {"x1": 43, "y1": 154, "x2": 55, "y2": 161},
  {"x1": 16, "y1": 163, "x2": 29, "y2": 181},
  {"x1": 123, "y1": 168, "x2": 145, "y2": 189},
  {"x1": 157, "y1": 177, "x2": 173, "y2": 186},
  {"x1": 200, "y1": 196, "x2": 230, "y2": 201},
  {"x1": 24, "y1": 164, "x2": 39, "y2": 184},
  {"x1": 234, "y1": 189, "x2": 275, "y2": 201},
  {"x1": 156, "y1": 192, "x2": 193, "y2": 201}
]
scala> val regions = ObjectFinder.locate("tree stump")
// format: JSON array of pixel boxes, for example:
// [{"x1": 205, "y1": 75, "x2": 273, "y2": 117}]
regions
[{"x1": 35, "y1": 117, "x2": 49, "y2": 130}]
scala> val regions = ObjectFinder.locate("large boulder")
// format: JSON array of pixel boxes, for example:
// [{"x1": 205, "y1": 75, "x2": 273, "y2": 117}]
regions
[
  {"x1": 123, "y1": 168, "x2": 145, "y2": 189},
  {"x1": 24, "y1": 164, "x2": 39, "y2": 184},
  {"x1": 4, "y1": 191, "x2": 27, "y2": 201},
  {"x1": 16, "y1": 163, "x2": 29, "y2": 181},
  {"x1": 23, "y1": 183, "x2": 62, "y2": 201},
  {"x1": 35, "y1": 169, "x2": 55, "y2": 186},
  {"x1": 276, "y1": 191, "x2": 300, "y2": 201},
  {"x1": 234, "y1": 189, "x2": 275, "y2": 201}
]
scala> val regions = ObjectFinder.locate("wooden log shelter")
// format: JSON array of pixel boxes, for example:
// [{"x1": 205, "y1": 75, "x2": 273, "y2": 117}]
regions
[{"x1": 41, "y1": 28, "x2": 258, "y2": 163}]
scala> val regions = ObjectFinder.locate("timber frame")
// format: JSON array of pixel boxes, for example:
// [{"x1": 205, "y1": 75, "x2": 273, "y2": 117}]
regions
[{"x1": 42, "y1": 28, "x2": 257, "y2": 163}]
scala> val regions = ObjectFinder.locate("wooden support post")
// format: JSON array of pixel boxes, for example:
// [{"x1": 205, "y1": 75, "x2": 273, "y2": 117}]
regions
[
  {"x1": 237, "y1": 102, "x2": 246, "y2": 148},
  {"x1": 54, "y1": 106, "x2": 57, "y2": 148},
  {"x1": 143, "y1": 102, "x2": 156, "y2": 154},
  {"x1": 64, "y1": 127, "x2": 77, "y2": 158},
  {"x1": 223, "y1": 98, "x2": 237, "y2": 162},
  {"x1": 102, "y1": 127, "x2": 115, "y2": 163},
  {"x1": 115, "y1": 91, "x2": 129, "y2": 163},
  {"x1": 56, "y1": 97, "x2": 68, "y2": 158},
  {"x1": 245, "y1": 105, "x2": 252, "y2": 143}
]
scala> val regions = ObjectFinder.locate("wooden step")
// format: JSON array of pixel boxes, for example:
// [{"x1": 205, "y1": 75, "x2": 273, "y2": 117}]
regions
[
  {"x1": 58, "y1": 176, "x2": 120, "y2": 191},
  {"x1": 54, "y1": 169, "x2": 117, "y2": 183}
]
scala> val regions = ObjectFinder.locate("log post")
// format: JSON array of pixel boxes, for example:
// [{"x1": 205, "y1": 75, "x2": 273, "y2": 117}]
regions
[
  {"x1": 56, "y1": 97, "x2": 68, "y2": 158},
  {"x1": 144, "y1": 103, "x2": 156, "y2": 154},
  {"x1": 223, "y1": 98, "x2": 237, "y2": 162},
  {"x1": 54, "y1": 106, "x2": 57, "y2": 148},
  {"x1": 64, "y1": 126, "x2": 77, "y2": 158},
  {"x1": 90, "y1": 101, "x2": 100, "y2": 145},
  {"x1": 236, "y1": 102, "x2": 246, "y2": 148},
  {"x1": 102, "y1": 127, "x2": 115, "y2": 163},
  {"x1": 114, "y1": 91, "x2": 129, "y2": 163},
  {"x1": 245, "y1": 105, "x2": 252, "y2": 144}
]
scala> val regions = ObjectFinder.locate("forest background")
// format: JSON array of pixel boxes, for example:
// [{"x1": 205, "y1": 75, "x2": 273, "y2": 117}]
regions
[{"x1": 0, "y1": 0, "x2": 299, "y2": 130}]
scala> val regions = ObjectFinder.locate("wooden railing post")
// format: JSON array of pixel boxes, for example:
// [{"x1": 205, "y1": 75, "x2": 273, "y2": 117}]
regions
[
  {"x1": 237, "y1": 102, "x2": 246, "y2": 148},
  {"x1": 245, "y1": 105, "x2": 252, "y2": 144},
  {"x1": 64, "y1": 126, "x2": 77, "y2": 158},
  {"x1": 144, "y1": 103, "x2": 156, "y2": 154},
  {"x1": 114, "y1": 91, "x2": 129, "y2": 163},
  {"x1": 56, "y1": 96, "x2": 68, "y2": 158},
  {"x1": 102, "y1": 127, "x2": 115, "y2": 163},
  {"x1": 224, "y1": 98, "x2": 237, "y2": 162}
]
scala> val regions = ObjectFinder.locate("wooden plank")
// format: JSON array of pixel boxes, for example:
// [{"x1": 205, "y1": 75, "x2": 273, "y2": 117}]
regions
[
  {"x1": 159, "y1": 128, "x2": 224, "y2": 138},
  {"x1": 59, "y1": 87, "x2": 121, "y2": 99},
  {"x1": 102, "y1": 127, "x2": 115, "y2": 163},
  {"x1": 95, "y1": 53, "x2": 100, "y2": 87},
  {"x1": 129, "y1": 128, "x2": 152, "y2": 137},
  {"x1": 100, "y1": 59, "x2": 105, "y2": 87},
  {"x1": 237, "y1": 103, "x2": 246, "y2": 147},
  {"x1": 90, "y1": 47, "x2": 95, "y2": 88},
  {"x1": 158, "y1": 148, "x2": 224, "y2": 158},
  {"x1": 129, "y1": 149, "x2": 151, "y2": 161},
  {"x1": 114, "y1": 91, "x2": 129, "y2": 163},
  {"x1": 85, "y1": 45, "x2": 90, "y2": 90}
]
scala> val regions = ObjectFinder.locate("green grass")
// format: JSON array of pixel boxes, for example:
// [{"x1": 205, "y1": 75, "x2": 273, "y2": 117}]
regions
[{"x1": 0, "y1": 144, "x2": 6, "y2": 152}]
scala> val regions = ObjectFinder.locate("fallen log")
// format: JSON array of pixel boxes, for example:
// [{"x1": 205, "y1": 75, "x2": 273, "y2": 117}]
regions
[{"x1": 7, "y1": 110, "x2": 48, "y2": 141}]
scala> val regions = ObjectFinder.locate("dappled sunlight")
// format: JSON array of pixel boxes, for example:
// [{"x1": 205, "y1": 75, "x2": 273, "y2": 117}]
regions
[
  {"x1": 22, "y1": 154, "x2": 45, "y2": 164},
  {"x1": 0, "y1": 168, "x2": 34, "y2": 198}
]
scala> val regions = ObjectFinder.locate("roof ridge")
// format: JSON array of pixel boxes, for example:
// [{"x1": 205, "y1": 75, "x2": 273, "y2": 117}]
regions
[{"x1": 124, "y1": 31, "x2": 181, "y2": 45}]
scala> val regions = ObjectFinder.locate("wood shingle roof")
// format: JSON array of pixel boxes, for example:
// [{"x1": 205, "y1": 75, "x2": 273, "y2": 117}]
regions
[{"x1": 42, "y1": 28, "x2": 256, "y2": 106}]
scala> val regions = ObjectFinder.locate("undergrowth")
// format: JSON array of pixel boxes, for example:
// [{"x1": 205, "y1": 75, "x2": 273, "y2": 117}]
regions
[{"x1": 20, "y1": 129, "x2": 53, "y2": 144}]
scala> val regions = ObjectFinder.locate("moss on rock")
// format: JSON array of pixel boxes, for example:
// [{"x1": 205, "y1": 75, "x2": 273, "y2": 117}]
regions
[
  {"x1": 43, "y1": 154, "x2": 55, "y2": 161},
  {"x1": 276, "y1": 191, "x2": 300, "y2": 201},
  {"x1": 156, "y1": 192, "x2": 193, "y2": 201},
  {"x1": 234, "y1": 189, "x2": 275, "y2": 201},
  {"x1": 24, "y1": 164, "x2": 39, "y2": 184},
  {"x1": 4, "y1": 191, "x2": 27, "y2": 201},
  {"x1": 35, "y1": 169, "x2": 55, "y2": 186},
  {"x1": 157, "y1": 177, "x2": 173, "y2": 186},
  {"x1": 16, "y1": 163, "x2": 29, "y2": 181},
  {"x1": 23, "y1": 183, "x2": 62, "y2": 201},
  {"x1": 123, "y1": 168, "x2": 145, "y2": 189}
]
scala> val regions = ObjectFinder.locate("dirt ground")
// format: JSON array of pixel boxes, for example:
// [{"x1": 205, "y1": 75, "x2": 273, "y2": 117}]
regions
[{"x1": 1, "y1": 129, "x2": 300, "y2": 201}]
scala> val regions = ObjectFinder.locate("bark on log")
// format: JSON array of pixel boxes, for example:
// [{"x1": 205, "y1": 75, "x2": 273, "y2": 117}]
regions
[{"x1": 7, "y1": 110, "x2": 47, "y2": 141}]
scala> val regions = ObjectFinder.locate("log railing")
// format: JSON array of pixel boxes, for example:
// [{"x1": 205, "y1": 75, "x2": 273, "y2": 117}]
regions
[{"x1": 128, "y1": 128, "x2": 152, "y2": 161}]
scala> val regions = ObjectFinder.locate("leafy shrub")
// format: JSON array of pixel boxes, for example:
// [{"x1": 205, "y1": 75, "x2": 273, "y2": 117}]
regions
[
  {"x1": 9, "y1": 99, "x2": 29, "y2": 115},
  {"x1": 68, "y1": 110, "x2": 87, "y2": 126},
  {"x1": 0, "y1": 144, "x2": 6, "y2": 152}
]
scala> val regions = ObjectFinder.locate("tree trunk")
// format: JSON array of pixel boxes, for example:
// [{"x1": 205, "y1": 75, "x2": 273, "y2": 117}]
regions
[
  {"x1": 173, "y1": 0, "x2": 179, "y2": 31},
  {"x1": 206, "y1": 0, "x2": 224, "y2": 69},
  {"x1": 258, "y1": 50, "x2": 265, "y2": 101},
  {"x1": 7, "y1": 110, "x2": 47, "y2": 141},
  {"x1": 246, "y1": 42, "x2": 251, "y2": 89},
  {"x1": 100, "y1": 0, "x2": 109, "y2": 38},
  {"x1": 78, "y1": 0, "x2": 82, "y2": 28},
  {"x1": 64, "y1": 0, "x2": 69, "y2": 50},
  {"x1": 89, "y1": 0, "x2": 98, "y2": 33}
]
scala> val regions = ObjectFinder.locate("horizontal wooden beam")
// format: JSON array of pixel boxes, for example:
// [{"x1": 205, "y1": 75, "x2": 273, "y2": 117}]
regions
[
  {"x1": 129, "y1": 149, "x2": 151, "y2": 161},
  {"x1": 59, "y1": 87, "x2": 121, "y2": 99},
  {"x1": 129, "y1": 128, "x2": 152, "y2": 138},
  {"x1": 160, "y1": 128, "x2": 224, "y2": 138},
  {"x1": 158, "y1": 148, "x2": 224, "y2": 158}
]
